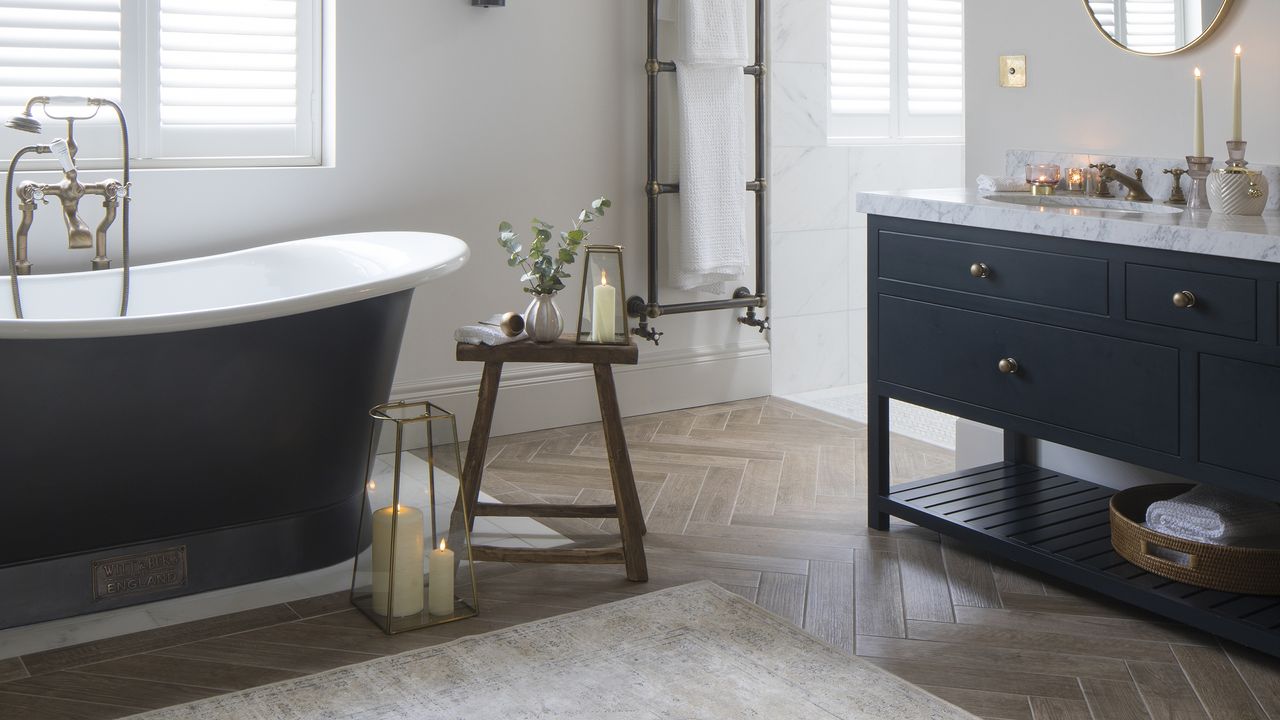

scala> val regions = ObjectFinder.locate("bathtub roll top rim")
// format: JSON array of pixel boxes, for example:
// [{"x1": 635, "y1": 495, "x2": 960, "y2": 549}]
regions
[{"x1": 0, "y1": 230, "x2": 470, "y2": 339}]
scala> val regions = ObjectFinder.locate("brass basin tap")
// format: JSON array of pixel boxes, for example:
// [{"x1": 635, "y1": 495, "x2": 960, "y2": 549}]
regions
[{"x1": 1090, "y1": 163, "x2": 1152, "y2": 202}]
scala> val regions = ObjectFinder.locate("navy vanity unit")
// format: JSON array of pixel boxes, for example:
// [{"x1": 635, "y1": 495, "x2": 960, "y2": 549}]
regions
[{"x1": 866, "y1": 210, "x2": 1280, "y2": 657}]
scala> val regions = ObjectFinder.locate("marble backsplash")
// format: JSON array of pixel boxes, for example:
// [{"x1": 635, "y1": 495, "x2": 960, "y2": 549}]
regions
[{"x1": 1007, "y1": 149, "x2": 1280, "y2": 211}]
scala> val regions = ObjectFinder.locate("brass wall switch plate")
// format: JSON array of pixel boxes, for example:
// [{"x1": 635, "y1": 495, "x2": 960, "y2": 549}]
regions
[{"x1": 1000, "y1": 55, "x2": 1027, "y2": 88}]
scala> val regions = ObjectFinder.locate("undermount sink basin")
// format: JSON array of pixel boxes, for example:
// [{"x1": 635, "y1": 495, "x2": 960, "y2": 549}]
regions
[{"x1": 984, "y1": 192, "x2": 1184, "y2": 215}]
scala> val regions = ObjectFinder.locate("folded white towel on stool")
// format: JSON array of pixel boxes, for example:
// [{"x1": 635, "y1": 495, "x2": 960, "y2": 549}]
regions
[
  {"x1": 454, "y1": 324, "x2": 526, "y2": 347},
  {"x1": 679, "y1": 0, "x2": 748, "y2": 65},
  {"x1": 1144, "y1": 485, "x2": 1280, "y2": 546},
  {"x1": 672, "y1": 62, "x2": 747, "y2": 294},
  {"x1": 976, "y1": 175, "x2": 1030, "y2": 195}
]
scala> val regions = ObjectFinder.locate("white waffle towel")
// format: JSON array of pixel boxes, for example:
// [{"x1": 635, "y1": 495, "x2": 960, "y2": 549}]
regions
[
  {"x1": 1145, "y1": 485, "x2": 1280, "y2": 546},
  {"x1": 453, "y1": 324, "x2": 525, "y2": 347},
  {"x1": 673, "y1": 62, "x2": 746, "y2": 293},
  {"x1": 679, "y1": 0, "x2": 748, "y2": 65},
  {"x1": 976, "y1": 175, "x2": 1030, "y2": 195}
]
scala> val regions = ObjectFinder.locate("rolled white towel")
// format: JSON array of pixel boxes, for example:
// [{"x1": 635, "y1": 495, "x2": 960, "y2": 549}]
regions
[
  {"x1": 976, "y1": 175, "x2": 1030, "y2": 195},
  {"x1": 1144, "y1": 485, "x2": 1280, "y2": 546},
  {"x1": 454, "y1": 323, "x2": 526, "y2": 347}
]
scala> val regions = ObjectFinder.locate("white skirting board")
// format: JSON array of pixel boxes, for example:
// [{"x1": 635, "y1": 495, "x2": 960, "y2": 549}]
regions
[{"x1": 382, "y1": 339, "x2": 771, "y2": 451}]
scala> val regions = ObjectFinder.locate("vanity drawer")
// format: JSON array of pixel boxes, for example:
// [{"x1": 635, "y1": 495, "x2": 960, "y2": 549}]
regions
[
  {"x1": 878, "y1": 295, "x2": 1179, "y2": 454},
  {"x1": 1200, "y1": 355, "x2": 1280, "y2": 482},
  {"x1": 1126, "y1": 264, "x2": 1256, "y2": 340},
  {"x1": 878, "y1": 231, "x2": 1108, "y2": 314}
]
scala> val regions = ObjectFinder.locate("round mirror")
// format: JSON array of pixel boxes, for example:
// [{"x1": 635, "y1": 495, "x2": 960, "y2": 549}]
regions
[{"x1": 1084, "y1": 0, "x2": 1234, "y2": 56}]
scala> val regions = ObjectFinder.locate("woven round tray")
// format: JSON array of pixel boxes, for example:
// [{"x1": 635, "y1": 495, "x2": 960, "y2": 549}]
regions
[{"x1": 1110, "y1": 483, "x2": 1280, "y2": 595}]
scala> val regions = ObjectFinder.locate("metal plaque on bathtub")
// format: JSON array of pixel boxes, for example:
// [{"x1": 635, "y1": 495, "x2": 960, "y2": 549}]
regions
[{"x1": 91, "y1": 545, "x2": 188, "y2": 600}]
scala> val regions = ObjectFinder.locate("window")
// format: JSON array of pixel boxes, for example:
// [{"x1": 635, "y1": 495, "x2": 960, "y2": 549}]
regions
[
  {"x1": 829, "y1": 0, "x2": 963, "y2": 141},
  {"x1": 0, "y1": 0, "x2": 321, "y2": 167}
]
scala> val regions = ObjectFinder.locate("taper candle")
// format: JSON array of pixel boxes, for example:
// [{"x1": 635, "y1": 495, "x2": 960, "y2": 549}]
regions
[
  {"x1": 1193, "y1": 67, "x2": 1204, "y2": 157},
  {"x1": 1232, "y1": 45, "x2": 1242, "y2": 142},
  {"x1": 371, "y1": 504, "x2": 424, "y2": 617},
  {"x1": 427, "y1": 538, "x2": 455, "y2": 616}
]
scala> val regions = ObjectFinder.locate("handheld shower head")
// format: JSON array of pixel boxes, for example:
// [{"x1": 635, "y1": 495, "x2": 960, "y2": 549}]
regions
[{"x1": 5, "y1": 113, "x2": 41, "y2": 133}]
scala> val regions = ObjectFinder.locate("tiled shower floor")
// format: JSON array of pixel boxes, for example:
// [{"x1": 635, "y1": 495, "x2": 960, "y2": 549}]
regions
[{"x1": 783, "y1": 383, "x2": 956, "y2": 449}]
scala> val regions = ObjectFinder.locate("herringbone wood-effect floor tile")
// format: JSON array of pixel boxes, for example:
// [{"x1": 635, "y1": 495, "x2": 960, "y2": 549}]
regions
[{"x1": 2, "y1": 396, "x2": 1277, "y2": 720}]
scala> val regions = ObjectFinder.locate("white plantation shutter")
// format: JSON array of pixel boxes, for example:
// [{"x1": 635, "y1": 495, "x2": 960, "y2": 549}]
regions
[
  {"x1": 0, "y1": 0, "x2": 320, "y2": 166},
  {"x1": 1089, "y1": 1, "x2": 1118, "y2": 38},
  {"x1": 151, "y1": 0, "x2": 317, "y2": 160},
  {"x1": 1089, "y1": 1, "x2": 1185, "y2": 54},
  {"x1": 1121, "y1": 0, "x2": 1179, "y2": 53},
  {"x1": 0, "y1": 0, "x2": 121, "y2": 109},
  {"x1": 830, "y1": 0, "x2": 963, "y2": 140}
]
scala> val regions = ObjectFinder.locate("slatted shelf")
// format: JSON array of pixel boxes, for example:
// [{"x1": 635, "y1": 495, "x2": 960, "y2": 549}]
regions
[{"x1": 881, "y1": 462, "x2": 1280, "y2": 656}]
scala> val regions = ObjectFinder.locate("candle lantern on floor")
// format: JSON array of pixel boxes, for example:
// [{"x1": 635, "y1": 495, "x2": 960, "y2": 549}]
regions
[
  {"x1": 351, "y1": 399, "x2": 478, "y2": 634},
  {"x1": 576, "y1": 244, "x2": 628, "y2": 345}
]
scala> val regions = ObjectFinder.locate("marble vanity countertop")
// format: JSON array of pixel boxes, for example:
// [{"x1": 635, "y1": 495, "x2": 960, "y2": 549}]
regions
[{"x1": 856, "y1": 188, "x2": 1280, "y2": 265}]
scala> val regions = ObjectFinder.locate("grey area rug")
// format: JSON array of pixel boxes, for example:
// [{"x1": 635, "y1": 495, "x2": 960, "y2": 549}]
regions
[{"x1": 133, "y1": 582, "x2": 976, "y2": 719}]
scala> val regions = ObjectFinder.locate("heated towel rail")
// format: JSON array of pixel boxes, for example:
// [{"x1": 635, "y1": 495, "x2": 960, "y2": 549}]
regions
[{"x1": 628, "y1": 0, "x2": 769, "y2": 344}]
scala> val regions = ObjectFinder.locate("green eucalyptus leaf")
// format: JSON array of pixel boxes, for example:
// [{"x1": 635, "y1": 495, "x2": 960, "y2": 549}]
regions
[
  {"x1": 558, "y1": 248, "x2": 575, "y2": 263},
  {"x1": 499, "y1": 220, "x2": 513, "y2": 233}
]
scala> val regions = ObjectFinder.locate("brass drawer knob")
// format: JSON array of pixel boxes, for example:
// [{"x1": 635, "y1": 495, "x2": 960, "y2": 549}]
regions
[
  {"x1": 1172, "y1": 290, "x2": 1197, "y2": 308},
  {"x1": 970, "y1": 262, "x2": 990, "y2": 278},
  {"x1": 997, "y1": 357, "x2": 1019, "y2": 375}
]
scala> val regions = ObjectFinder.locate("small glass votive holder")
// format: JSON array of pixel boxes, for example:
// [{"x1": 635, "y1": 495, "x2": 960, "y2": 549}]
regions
[
  {"x1": 1026, "y1": 163, "x2": 1061, "y2": 195},
  {"x1": 1065, "y1": 167, "x2": 1086, "y2": 193}
]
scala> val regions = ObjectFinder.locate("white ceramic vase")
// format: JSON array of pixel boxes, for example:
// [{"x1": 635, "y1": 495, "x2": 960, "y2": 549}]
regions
[
  {"x1": 1207, "y1": 170, "x2": 1269, "y2": 216},
  {"x1": 524, "y1": 293, "x2": 563, "y2": 343}
]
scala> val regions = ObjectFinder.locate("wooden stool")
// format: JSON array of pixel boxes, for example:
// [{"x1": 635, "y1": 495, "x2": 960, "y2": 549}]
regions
[{"x1": 455, "y1": 337, "x2": 648, "y2": 582}]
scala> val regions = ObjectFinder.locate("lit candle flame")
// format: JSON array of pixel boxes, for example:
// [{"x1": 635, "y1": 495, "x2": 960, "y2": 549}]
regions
[
  {"x1": 439, "y1": 538, "x2": 448, "y2": 551},
  {"x1": 600, "y1": 269, "x2": 609, "y2": 286},
  {"x1": 367, "y1": 481, "x2": 376, "y2": 491},
  {"x1": 1195, "y1": 67, "x2": 1201, "y2": 78},
  {"x1": 1236, "y1": 45, "x2": 1242, "y2": 56}
]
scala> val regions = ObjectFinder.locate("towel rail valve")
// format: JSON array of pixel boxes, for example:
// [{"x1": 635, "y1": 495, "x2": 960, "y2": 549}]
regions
[{"x1": 734, "y1": 287, "x2": 769, "y2": 333}]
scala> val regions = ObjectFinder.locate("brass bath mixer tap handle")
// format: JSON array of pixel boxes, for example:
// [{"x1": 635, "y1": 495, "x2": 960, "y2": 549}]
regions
[
  {"x1": 1089, "y1": 163, "x2": 1116, "y2": 198},
  {"x1": 1163, "y1": 168, "x2": 1188, "y2": 205}
]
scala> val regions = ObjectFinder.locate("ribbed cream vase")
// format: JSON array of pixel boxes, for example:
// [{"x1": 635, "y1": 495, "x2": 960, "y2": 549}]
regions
[{"x1": 1207, "y1": 171, "x2": 1269, "y2": 215}]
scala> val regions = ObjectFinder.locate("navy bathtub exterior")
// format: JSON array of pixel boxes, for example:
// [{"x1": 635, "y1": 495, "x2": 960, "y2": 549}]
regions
[{"x1": 0, "y1": 289, "x2": 413, "y2": 628}]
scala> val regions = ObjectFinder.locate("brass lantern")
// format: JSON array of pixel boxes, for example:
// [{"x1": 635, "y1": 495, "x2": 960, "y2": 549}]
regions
[{"x1": 575, "y1": 245, "x2": 628, "y2": 345}]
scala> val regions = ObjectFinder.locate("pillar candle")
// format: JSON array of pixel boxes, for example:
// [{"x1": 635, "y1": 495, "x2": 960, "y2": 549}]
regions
[
  {"x1": 1232, "y1": 45, "x2": 1242, "y2": 141},
  {"x1": 590, "y1": 269, "x2": 617, "y2": 342},
  {"x1": 427, "y1": 538, "x2": 455, "y2": 615},
  {"x1": 371, "y1": 504, "x2": 424, "y2": 617},
  {"x1": 1193, "y1": 67, "x2": 1204, "y2": 157}
]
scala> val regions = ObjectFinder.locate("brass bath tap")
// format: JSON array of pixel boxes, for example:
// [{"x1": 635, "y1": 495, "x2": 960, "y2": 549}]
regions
[{"x1": 1090, "y1": 163, "x2": 1153, "y2": 202}]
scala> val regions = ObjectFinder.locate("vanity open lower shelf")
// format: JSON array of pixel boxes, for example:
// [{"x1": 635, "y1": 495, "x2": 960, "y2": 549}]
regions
[
  {"x1": 885, "y1": 462, "x2": 1280, "y2": 655},
  {"x1": 865, "y1": 207, "x2": 1280, "y2": 657}
]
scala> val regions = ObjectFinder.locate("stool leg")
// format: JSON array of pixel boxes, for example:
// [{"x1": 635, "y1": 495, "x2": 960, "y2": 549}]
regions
[
  {"x1": 458, "y1": 361, "x2": 503, "y2": 533},
  {"x1": 593, "y1": 363, "x2": 648, "y2": 582}
]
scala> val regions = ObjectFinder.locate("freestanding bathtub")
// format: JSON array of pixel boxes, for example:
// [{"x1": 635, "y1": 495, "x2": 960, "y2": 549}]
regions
[{"x1": 0, "y1": 231, "x2": 469, "y2": 628}]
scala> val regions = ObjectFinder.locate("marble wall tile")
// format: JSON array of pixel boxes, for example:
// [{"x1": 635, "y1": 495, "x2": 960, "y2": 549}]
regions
[
  {"x1": 850, "y1": 144, "x2": 965, "y2": 226},
  {"x1": 770, "y1": 311, "x2": 850, "y2": 394},
  {"x1": 848, "y1": 228, "x2": 868, "y2": 311},
  {"x1": 771, "y1": 63, "x2": 827, "y2": 147},
  {"x1": 771, "y1": 0, "x2": 827, "y2": 64},
  {"x1": 848, "y1": 309, "x2": 867, "y2": 386},
  {"x1": 772, "y1": 145, "x2": 849, "y2": 231},
  {"x1": 770, "y1": 229, "x2": 849, "y2": 318}
]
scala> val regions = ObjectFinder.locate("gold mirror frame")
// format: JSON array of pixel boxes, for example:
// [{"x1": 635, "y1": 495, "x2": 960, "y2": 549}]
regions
[{"x1": 1083, "y1": 0, "x2": 1235, "y2": 56}]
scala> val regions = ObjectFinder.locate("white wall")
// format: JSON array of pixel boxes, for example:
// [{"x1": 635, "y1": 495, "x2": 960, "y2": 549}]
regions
[
  {"x1": 13, "y1": 1, "x2": 771, "y2": 436},
  {"x1": 966, "y1": 0, "x2": 1280, "y2": 177},
  {"x1": 769, "y1": 0, "x2": 963, "y2": 396}
]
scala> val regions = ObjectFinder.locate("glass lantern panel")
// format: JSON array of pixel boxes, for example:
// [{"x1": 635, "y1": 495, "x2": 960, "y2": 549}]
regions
[
  {"x1": 577, "y1": 249, "x2": 626, "y2": 344},
  {"x1": 352, "y1": 401, "x2": 478, "y2": 634}
]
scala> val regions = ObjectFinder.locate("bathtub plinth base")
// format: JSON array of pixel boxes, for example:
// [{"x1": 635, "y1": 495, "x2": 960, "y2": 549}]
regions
[{"x1": 0, "y1": 493, "x2": 371, "y2": 630}]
